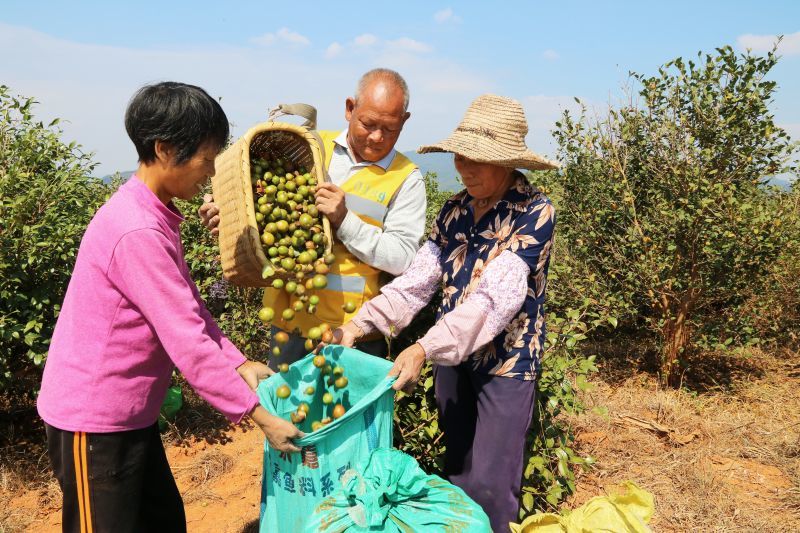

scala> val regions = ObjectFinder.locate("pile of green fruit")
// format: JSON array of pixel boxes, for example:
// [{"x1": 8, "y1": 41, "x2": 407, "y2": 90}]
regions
[
  {"x1": 251, "y1": 155, "x2": 335, "y2": 330},
  {"x1": 274, "y1": 353, "x2": 350, "y2": 432}
]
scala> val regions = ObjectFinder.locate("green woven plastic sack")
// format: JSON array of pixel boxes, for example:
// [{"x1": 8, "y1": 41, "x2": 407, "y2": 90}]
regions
[
  {"x1": 257, "y1": 345, "x2": 395, "y2": 533},
  {"x1": 306, "y1": 447, "x2": 491, "y2": 532}
]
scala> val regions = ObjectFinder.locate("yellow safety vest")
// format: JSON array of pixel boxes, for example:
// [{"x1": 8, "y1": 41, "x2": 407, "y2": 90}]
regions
[{"x1": 263, "y1": 130, "x2": 418, "y2": 336}]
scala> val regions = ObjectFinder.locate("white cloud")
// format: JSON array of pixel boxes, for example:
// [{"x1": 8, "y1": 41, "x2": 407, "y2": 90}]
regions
[
  {"x1": 434, "y1": 8, "x2": 461, "y2": 24},
  {"x1": 737, "y1": 31, "x2": 800, "y2": 56},
  {"x1": 0, "y1": 22, "x2": 492, "y2": 177},
  {"x1": 542, "y1": 49, "x2": 560, "y2": 61},
  {"x1": 251, "y1": 27, "x2": 310, "y2": 47},
  {"x1": 386, "y1": 37, "x2": 432, "y2": 54},
  {"x1": 325, "y1": 42, "x2": 343, "y2": 59},
  {"x1": 354, "y1": 34, "x2": 378, "y2": 47},
  {"x1": 325, "y1": 35, "x2": 431, "y2": 59}
]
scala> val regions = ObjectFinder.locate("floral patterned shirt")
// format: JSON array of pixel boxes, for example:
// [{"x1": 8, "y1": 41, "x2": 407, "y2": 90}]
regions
[{"x1": 427, "y1": 172, "x2": 556, "y2": 380}]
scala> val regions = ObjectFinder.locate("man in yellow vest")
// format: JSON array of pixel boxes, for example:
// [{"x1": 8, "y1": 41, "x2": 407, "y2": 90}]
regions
[{"x1": 200, "y1": 68, "x2": 427, "y2": 364}]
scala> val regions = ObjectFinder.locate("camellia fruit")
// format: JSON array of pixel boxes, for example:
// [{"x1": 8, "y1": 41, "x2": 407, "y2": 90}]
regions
[
  {"x1": 312, "y1": 274, "x2": 328, "y2": 289},
  {"x1": 334, "y1": 376, "x2": 348, "y2": 389},
  {"x1": 313, "y1": 355, "x2": 326, "y2": 368},
  {"x1": 305, "y1": 386, "x2": 315, "y2": 395},
  {"x1": 273, "y1": 331, "x2": 289, "y2": 345},
  {"x1": 281, "y1": 308, "x2": 295, "y2": 321},
  {"x1": 332, "y1": 404, "x2": 346, "y2": 419},
  {"x1": 322, "y1": 392, "x2": 333, "y2": 404},
  {"x1": 343, "y1": 301, "x2": 357, "y2": 313},
  {"x1": 276, "y1": 385, "x2": 291, "y2": 399},
  {"x1": 307, "y1": 327, "x2": 322, "y2": 340},
  {"x1": 311, "y1": 421, "x2": 323, "y2": 431},
  {"x1": 278, "y1": 363, "x2": 289, "y2": 373},
  {"x1": 258, "y1": 307, "x2": 275, "y2": 323}
]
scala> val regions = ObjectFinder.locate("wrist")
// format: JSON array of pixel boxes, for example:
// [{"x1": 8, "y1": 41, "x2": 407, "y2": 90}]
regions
[
  {"x1": 327, "y1": 208, "x2": 345, "y2": 229},
  {"x1": 345, "y1": 322, "x2": 364, "y2": 339},
  {"x1": 249, "y1": 404, "x2": 272, "y2": 426},
  {"x1": 413, "y1": 342, "x2": 427, "y2": 360}
]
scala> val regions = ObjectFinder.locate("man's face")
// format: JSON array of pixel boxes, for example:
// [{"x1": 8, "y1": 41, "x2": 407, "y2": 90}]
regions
[{"x1": 345, "y1": 81, "x2": 410, "y2": 163}]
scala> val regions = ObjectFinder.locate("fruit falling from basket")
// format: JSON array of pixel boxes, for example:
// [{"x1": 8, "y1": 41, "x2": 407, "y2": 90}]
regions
[{"x1": 251, "y1": 155, "x2": 349, "y2": 339}]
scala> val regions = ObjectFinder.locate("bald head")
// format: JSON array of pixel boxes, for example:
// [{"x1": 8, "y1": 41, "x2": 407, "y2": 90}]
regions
[
  {"x1": 345, "y1": 69, "x2": 411, "y2": 163},
  {"x1": 354, "y1": 68, "x2": 410, "y2": 112}
]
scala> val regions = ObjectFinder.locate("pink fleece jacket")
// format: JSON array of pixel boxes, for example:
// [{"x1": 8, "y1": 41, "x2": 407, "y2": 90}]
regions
[{"x1": 37, "y1": 176, "x2": 258, "y2": 433}]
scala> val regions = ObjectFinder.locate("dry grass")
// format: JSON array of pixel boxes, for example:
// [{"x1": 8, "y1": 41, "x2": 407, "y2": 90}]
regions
[
  {"x1": 172, "y1": 449, "x2": 235, "y2": 504},
  {"x1": 565, "y1": 347, "x2": 800, "y2": 531}
]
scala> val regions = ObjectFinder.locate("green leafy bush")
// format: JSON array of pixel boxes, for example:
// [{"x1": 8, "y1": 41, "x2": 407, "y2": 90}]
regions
[
  {"x1": 552, "y1": 46, "x2": 798, "y2": 385},
  {"x1": 0, "y1": 86, "x2": 113, "y2": 389}
]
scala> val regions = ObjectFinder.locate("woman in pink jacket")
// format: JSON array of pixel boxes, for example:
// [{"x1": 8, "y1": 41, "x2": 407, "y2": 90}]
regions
[{"x1": 37, "y1": 82, "x2": 301, "y2": 533}]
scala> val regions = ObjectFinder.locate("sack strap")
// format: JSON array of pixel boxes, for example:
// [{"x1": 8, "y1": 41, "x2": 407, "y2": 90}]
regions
[{"x1": 268, "y1": 103, "x2": 317, "y2": 130}]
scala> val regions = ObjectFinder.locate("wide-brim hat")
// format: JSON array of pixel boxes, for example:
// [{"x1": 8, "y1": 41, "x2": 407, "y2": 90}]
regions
[{"x1": 418, "y1": 94, "x2": 559, "y2": 170}]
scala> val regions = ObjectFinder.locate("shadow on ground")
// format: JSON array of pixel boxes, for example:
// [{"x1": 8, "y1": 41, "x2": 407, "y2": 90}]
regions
[
  {"x1": 241, "y1": 519, "x2": 259, "y2": 532},
  {"x1": 587, "y1": 335, "x2": 767, "y2": 393}
]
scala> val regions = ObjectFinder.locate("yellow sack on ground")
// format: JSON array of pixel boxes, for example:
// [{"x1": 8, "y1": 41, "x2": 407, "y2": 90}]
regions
[{"x1": 510, "y1": 481, "x2": 654, "y2": 533}]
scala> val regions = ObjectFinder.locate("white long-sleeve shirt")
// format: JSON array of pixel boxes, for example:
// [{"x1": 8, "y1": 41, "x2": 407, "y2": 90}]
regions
[{"x1": 328, "y1": 130, "x2": 426, "y2": 276}]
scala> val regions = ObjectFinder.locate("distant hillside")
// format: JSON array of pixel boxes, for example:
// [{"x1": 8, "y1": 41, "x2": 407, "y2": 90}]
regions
[
  {"x1": 403, "y1": 151, "x2": 463, "y2": 192},
  {"x1": 104, "y1": 165, "x2": 794, "y2": 193},
  {"x1": 104, "y1": 154, "x2": 465, "y2": 192},
  {"x1": 102, "y1": 170, "x2": 134, "y2": 183},
  {"x1": 769, "y1": 175, "x2": 796, "y2": 191}
]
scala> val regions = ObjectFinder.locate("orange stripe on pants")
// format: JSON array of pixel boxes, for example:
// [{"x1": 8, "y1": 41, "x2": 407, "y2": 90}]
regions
[
  {"x1": 80, "y1": 433, "x2": 93, "y2": 533},
  {"x1": 72, "y1": 432, "x2": 86, "y2": 533},
  {"x1": 72, "y1": 432, "x2": 92, "y2": 533}
]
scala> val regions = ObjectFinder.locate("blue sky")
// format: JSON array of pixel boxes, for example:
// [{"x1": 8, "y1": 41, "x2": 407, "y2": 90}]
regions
[{"x1": 1, "y1": 1, "x2": 798, "y2": 178}]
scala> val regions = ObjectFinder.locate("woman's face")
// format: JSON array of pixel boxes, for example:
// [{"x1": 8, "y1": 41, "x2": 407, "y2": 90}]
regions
[
  {"x1": 162, "y1": 141, "x2": 219, "y2": 201},
  {"x1": 454, "y1": 154, "x2": 513, "y2": 200}
]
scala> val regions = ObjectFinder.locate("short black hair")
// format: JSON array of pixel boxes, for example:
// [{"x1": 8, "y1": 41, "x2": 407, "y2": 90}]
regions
[{"x1": 124, "y1": 81, "x2": 230, "y2": 165}]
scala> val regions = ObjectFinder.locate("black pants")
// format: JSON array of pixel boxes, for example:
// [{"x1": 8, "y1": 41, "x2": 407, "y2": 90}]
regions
[
  {"x1": 434, "y1": 364, "x2": 537, "y2": 533},
  {"x1": 45, "y1": 422, "x2": 186, "y2": 533}
]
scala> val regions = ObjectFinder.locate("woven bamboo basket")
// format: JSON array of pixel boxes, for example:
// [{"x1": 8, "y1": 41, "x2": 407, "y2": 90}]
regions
[{"x1": 212, "y1": 110, "x2": 333, "y2": 287}]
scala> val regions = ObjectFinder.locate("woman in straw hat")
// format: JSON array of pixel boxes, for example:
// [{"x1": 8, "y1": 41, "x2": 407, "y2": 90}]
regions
[{"x1": 330, "y1": 94, "x2": 559, "y2": 530}]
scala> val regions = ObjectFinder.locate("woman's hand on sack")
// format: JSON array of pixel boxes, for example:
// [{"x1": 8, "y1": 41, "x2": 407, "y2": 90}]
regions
[
  {"x1": 388, "y1": 343, "x2": 427, "y2": 393},
  {"x1": 198, "y1": 193, "x2": 220, "y2": 236},
  {"x1": 250, "y1": 406, "x2": 303, "y2": 453},
  {"x1": 315, "y1": 183, "x2": 348, "y2": 229},
  {"x1": 237, "y1": 360, "x2": 274, "y2": 391},
  {"x1": 314, "y1": 322, "x2": 363, "y2": 353}
]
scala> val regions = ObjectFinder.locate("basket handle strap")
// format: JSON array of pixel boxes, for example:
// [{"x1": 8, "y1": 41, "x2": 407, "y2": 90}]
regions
[
  {"x1": 266, "y1": 103, "x2": 331, "y2": 185},
  {"x1": 268, "y1": 103, "x2": 317, "y2": 130}
]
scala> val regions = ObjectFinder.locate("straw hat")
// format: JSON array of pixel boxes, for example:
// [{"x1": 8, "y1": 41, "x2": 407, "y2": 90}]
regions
[{"x1": 418, "y1": 94, "x2": 559, "y2": 170}]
